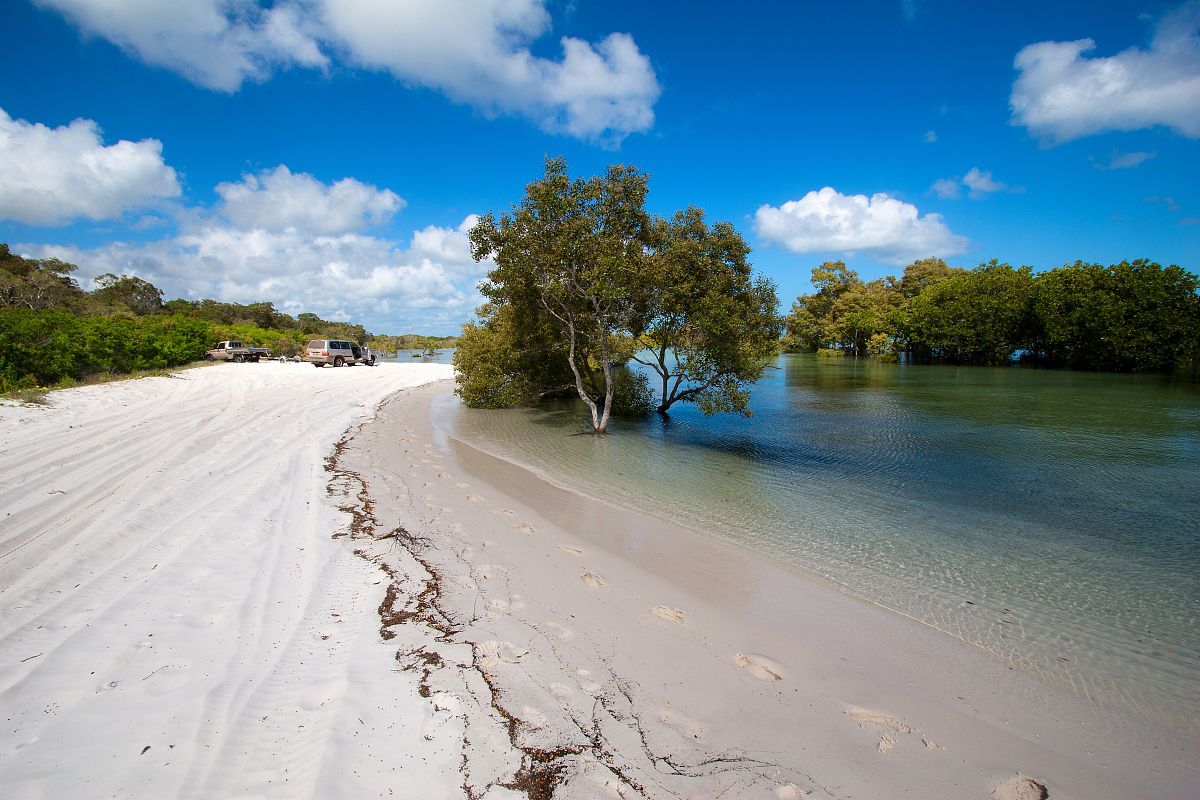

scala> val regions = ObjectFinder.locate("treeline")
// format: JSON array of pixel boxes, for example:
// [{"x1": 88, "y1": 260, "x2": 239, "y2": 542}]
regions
[
  {"x1": 786, "y1": 258, "x2": 1200, "y2": 372},
  {"x1": 0, "y1": 244, "x2": 453, "y2": 392}
]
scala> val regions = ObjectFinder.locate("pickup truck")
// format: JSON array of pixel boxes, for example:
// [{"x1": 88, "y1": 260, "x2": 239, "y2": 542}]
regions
[{"x1": 204, "y1": 340, "x2": 270, "y2": 363}]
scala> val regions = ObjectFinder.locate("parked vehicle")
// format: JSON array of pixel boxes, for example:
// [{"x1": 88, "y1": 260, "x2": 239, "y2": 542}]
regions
[
  {"x1": 350, "y1": 344, "x2": 377, "y2": 366},
  {"x1": 205, "y1": 340, "x2": 270, "y2": 362},
  {"x1": 306, "y1": 339, "x2": 359, "y2": 367}
]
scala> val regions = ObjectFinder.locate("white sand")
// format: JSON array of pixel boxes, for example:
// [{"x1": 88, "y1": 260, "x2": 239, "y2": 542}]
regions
[
  {"x1": 0, "y1": 362, "x2": 459, "y2": 799},
  {"x1": 4, "y1": 368, "x2": 1196, "y2": 800}
]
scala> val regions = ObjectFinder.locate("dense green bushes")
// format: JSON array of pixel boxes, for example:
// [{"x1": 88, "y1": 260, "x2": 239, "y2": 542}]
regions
[
  {"x1": 0, "y1": 310, "x2": 212, "y2": 392},
  {"x1": 0, "y1": 242, "x2": 456, "y2": 394}
]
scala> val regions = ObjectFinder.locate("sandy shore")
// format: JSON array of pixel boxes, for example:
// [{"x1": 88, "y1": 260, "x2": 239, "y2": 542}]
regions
[
  {"x1": 0, "y1": 362, "x2": 459, "y2": 799},
  {"x1": 3, "y1": 369, "x2": 1196, "y2": 799},
  {"x1": 339, "y1": 382, "x2": 1197, "y2": 800}
]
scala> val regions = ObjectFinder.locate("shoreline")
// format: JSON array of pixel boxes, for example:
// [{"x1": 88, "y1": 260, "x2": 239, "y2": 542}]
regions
[
  {"x1": 346, "y1": 382, "x2": 1197, "y2": 799},
  {"x1": 0, "y1": 362, "x2": 464, "y2": 799}
]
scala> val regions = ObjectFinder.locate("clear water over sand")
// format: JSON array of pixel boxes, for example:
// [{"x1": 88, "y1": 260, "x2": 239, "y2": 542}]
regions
[{"x1": 436, "y1": 355, "x2": 1200, "y2": 732}]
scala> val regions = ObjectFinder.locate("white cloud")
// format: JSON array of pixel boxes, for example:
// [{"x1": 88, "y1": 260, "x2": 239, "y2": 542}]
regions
[
  {"x1": 923, "y1": 129, "x2": 937, "y2": 143},
  {"x1": 930, "y1": 167, "x2": 1010, "y2": 200},
  {"x1": 1095, "y1": 149, "x2": 1156, "y2": 169},
  {"x1": 961, "y1": 167, "x2": 1007, "y2": 197},
  {"x1": 0, "y1": 106, "x2": 179, "y2": 226},
  {"x1": 1010, "y1": 1, "x2": 1200, "y2": 142},
  {"x1": 20, "y1": 176, "x2": 489, "y2": 335},
  {"x1": 930, "y1": 178, "x2": 961, "y2": 200},
  {"x1": 754, "y1": 187, "x2": 969, "y2": 266},
  {"x1": 25, "y1": 219, "x2": 489, "y2": 334},
  {"x1": 216, "y1": 166, "x2": 403, "y2": 235},
  {"x1": 34, "y1": 0, "x2": 328, "y2": 92},
  {"x1": 319, "y1": 0, "x2": 659, "y2": 142},
  {"x1": 36, "y1": 0, "x2": 660, "y2": 142}
]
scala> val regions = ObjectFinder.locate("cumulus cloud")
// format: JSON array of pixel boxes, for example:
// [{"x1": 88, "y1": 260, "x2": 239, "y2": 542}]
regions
[
  {"x1": 21, "y1": 207, "x2": 488, "y2": 334},
  {"x1": 319, "y1": 0, "x2": 659, "y2": 142},
  {"x1": 754, "y1": 187, "x2": 969, "y2": 265},
  {"x1": 923, "y1": 129, "x2": 937, "y2": 143},
  {"x1": 37, "y1": 0, "x2": 660, "y2": 142},
  {"x1": 215, "y1": 166, "x2": 404, "y2": 235},
  {"x1": 0, "y1": 106, "x2": 179, "y2": 226},
  {"x1": 1010, "y1": 1, "x2": 1200, "y2": 142},
  {"x1": 34, "y1": 0, "x2": 328, "y2": 92}
]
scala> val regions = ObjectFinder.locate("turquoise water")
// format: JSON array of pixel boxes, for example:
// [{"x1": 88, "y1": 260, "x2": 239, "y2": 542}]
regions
[{"x1": 437, "y1": 355, "x2": 1200, "y2": 731}]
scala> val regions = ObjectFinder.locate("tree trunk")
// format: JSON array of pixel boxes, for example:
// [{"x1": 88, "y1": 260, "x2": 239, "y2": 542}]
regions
[
  {"x1": 595, "y1": 318, "x2": 614, "y2": 433},
  {"x1": 563, "y1": 318, "x2": 602, "y2": 432}
]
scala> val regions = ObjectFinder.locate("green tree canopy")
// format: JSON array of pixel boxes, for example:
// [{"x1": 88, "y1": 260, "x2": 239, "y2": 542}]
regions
[
  {"x1": 469, "y1": 157, "x2": 653, "y2": 432},
  {"x1": 90, "y1": 273, "x2": 165, "y2": 315},
  {"x1": 631, "y1": 207, "x2": 781, "y2": 415},
  {"x1": 0, "y1": 244, "x2": 83, "y2": 311},
  {"x1": 463, "y1": 158, "x2": 781, "y2": 430}
]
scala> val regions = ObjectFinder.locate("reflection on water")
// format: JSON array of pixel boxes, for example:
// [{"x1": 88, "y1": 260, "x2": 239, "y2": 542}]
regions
[{"x1": 437, "y1": 354, "x2": 1200, "y2": 732}]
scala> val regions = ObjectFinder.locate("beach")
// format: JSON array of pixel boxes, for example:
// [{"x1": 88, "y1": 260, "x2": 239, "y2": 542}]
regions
[
  {"x1": 1, "y1": 367, "x2": 1195, "y2": 799},
  {"x1": 0, "y1": 362, "x2": 461, "y2": 799}
]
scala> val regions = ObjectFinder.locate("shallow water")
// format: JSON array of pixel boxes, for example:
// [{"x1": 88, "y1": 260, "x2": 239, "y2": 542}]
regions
[{"x1": 435, "y1": 354, "x2": 1200, "y2": 732}]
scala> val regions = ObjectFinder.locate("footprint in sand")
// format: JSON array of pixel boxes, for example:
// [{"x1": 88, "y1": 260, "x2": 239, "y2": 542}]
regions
[
  {"x1": 545, "y1": 622, "x2": 574, "y2": 641},
  {"x1": 455, "y1": 482, "x2": 470, "y2": 489},
  {"x1": 557, "y1": 544, "x2": 584, "y2": 556},
  {"x1": 734, "y1": 653, "x2": 785, "y2": 682},
  {"x1": 657, "y1": 702, "x2": 706, "y2": 739},
  {"x1": 478, "y1": 640, "x2": 527, "y2": 667},
  {"x1": 580, "y1": 571, "x2": 606, "y2": 589},
  {"x1": 846, "y1": 706, "x2": 912, "y2": 733},
  {"x1": 576, "y1": 669, "x2": 602, "y2": 694},
  {"x1": 650, "y1": 605, "x2": 686, "y2": 625},
  {"x1": 774, "y1": 784, "x2": 810, "y2": 799},
  {"x1": 475, "y1": 564, "x2": 508, "y2": 581},
  {"x1": 493, "y1": 508, "x2": 515, "y2": 516},
  {"x1": 846, "y1": 706, "x2": 924, "y2": 754},
  {"x1": 991, "y1": 776, "x2": 1048, "y2": 800},
  {"x1": 481, "y1": 539, "x2": 499, "y2": 550},
  {"x1": 466, "y1": 494, "x2": 485, "y2": 503},
  {"x1": 516, "y1": 522, "x2": 536, "y2": 535}
]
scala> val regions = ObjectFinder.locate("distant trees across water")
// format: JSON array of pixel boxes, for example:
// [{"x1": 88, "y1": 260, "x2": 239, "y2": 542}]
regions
[
  {"x1": 0, "y1": 244, "x2": 453, "y2": 393},
  {"x1": 785, "y1": 258, "x2": 1200, "y2": 374}
]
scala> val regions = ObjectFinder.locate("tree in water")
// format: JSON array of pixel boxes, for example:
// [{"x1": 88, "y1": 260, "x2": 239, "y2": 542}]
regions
[
  {"x1": 470, "y1": 157, "x2": 651, "y2": 433},
  {"x1": 631, "y1": 207, "x2": 781, "y2": 415}
]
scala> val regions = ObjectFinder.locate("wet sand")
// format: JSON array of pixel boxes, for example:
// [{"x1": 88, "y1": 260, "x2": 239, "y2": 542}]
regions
[{"x1": 342, "y1": 381, "x2": 1197, "y2": 799}]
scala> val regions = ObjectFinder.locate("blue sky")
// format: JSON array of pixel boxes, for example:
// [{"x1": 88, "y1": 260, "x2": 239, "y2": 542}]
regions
[{"x1": 1, "y1": 0, "x2": 1197, "y2": 335}]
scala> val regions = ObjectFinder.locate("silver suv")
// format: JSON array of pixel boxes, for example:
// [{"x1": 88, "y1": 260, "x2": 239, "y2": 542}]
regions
[{"x1": 306, "y1": 339, "x2": 358, "y2": 367}]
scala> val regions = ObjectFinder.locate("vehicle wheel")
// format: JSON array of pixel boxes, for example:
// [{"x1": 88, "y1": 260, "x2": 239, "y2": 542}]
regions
[
  {"x1": 334, "y1": 356, "x2": 344, "y2": 367},
  {"x1": 204, "y1": 354, "x2": 214, "y2": 361},
  {"x1": 233, "y1": 354, "x2": 244, "y2": 363},
  {"x1": 250, "y1": 355, "x2": 259, "y2": 363}
]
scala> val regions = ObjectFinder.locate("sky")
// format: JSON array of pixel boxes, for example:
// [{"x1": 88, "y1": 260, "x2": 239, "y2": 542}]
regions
[{"x1": 1, "y1": 0, "x2": 1197, "y2": 336}]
